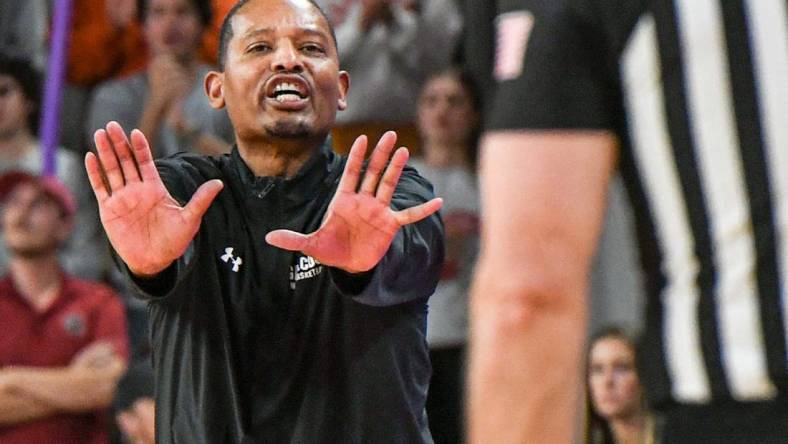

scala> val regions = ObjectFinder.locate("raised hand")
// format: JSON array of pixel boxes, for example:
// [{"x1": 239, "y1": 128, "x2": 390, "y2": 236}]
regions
[
  {"x1": 85, "y1": 121, "x2": 223, "y2": 277},
  {"x1": 265, "y1": 132, "x2": 442, "y2": 274}
]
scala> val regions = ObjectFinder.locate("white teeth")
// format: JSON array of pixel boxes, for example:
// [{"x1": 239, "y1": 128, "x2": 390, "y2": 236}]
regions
[
  {"x1": 270, "y1": 80, "x2": 307, "y2": 102},
  {"x1": 274, "y1": 82, "x2": 301, "y2": 94},
  {"x1": 276, "y1": 93, "x2": 301, "y2": 103}
]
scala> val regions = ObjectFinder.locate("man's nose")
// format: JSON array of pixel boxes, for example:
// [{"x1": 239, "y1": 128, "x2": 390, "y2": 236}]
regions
[{"x1": 272, "y1": 42, "x2": 304, "y2": 72}]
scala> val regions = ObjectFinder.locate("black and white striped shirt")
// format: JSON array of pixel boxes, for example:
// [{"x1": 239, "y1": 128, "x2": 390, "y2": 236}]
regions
[{"x1": 487, "y1": 0, "x2": 788, "y2": 408}]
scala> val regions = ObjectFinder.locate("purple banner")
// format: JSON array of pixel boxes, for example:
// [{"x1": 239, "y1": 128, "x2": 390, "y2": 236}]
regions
[{"x1": 40, "y1": 0, "x2": 75, "y2": 176}]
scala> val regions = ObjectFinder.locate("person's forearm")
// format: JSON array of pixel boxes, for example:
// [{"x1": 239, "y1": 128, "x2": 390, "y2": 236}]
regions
[
  {"x1": 6, "y1": 362, "x2": 125, "y2": 413},
  {"x1": 0, "y1": 390, "x2": 57, "y2": 425}
]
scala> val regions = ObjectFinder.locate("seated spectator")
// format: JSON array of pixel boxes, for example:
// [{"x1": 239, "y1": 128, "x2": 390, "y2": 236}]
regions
[
  {"x1": 0, "y1": 54, "x2": 106, "y2": 280},
  {"x1": 411, "y1": 68, "x2": 481, "y2": 444},
  {"x1": 585, "y1": 326, "x2": 655, "y2": 444},
  {"x1": 315, "y1": 0, "x2": 462, "y2": 154},
  {"x1": 87, "y1": 0, "x2": 233, "y2": 158},
  {"x1": 0, "y1": 172, "x2": 129, "y2": 444}
]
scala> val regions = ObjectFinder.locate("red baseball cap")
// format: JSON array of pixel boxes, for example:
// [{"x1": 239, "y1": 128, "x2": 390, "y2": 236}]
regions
[{"x1": 0, "y1": 171, "x2": 77, "y2": 217}]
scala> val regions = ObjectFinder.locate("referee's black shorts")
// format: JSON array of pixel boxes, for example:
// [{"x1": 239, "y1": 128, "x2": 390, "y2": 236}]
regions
[{"x1": 659, "y1": 398, "x2": 788, "y2": 443}]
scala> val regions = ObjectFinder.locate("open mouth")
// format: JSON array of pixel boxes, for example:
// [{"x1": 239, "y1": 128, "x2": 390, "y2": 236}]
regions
[{"x1": 266, "y1": 77, "x2": 310, "y2": 104}]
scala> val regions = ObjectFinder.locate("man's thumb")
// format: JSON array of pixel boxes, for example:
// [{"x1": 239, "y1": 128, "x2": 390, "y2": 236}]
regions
[
  {"x1": 184, "y1": 179, "x2": 223, "y2": 221},
  {"x1": 266, "y1": 230, "x2": 310, "y2": 252}
]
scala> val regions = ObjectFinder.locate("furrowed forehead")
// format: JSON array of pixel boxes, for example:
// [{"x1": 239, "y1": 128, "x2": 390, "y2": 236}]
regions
[
  {"x1": 231, "y1": 0, "x2": 335, "y2": 47},
  {"x1": 219, "y1": 0, "x2": 338, "y2": 69},
  {"x1": 237, "y1": 24, "x2": 331, "y2": 44}
]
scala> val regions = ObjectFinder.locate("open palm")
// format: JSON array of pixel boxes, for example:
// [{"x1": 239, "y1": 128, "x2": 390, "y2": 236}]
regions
[
  {"x1": 266, "y1": 132, "x2": 442, "y2": 273},
  {"x1": 85, "y1": 122, "x2": 223, "y2": 277}
]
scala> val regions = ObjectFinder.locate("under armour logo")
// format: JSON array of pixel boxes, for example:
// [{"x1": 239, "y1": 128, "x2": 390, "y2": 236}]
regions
[{"x1": 221, "y1": 247, "x2": 243, "y2": 272}]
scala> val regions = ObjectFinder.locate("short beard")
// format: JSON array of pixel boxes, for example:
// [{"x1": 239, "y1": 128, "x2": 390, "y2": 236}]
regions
[{"x1": 264, "y1": 121, "x2": 313, "y2": 139}]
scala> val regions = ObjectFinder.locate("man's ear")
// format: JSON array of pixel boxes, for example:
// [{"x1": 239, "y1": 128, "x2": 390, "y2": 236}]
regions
[
  {"x1": 337, "y1": 71, "x2": 350, "y2": 111},
  {"x1": 205, "y1": 71, "x2": 226, "y2": 109}
]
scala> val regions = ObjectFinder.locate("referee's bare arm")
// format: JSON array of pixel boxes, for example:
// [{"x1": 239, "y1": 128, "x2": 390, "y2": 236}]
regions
[{"x1": 469, "y1": 130, "x2": 616, "y2": 443}]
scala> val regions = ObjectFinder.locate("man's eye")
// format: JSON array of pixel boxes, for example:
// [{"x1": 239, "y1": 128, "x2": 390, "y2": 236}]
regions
[
  {"x1": 301, "y1": 44, "x2": 325, "y2": 54},
  {"x1": 248, "y1": 44, "x2": 271, "y2": 53}
]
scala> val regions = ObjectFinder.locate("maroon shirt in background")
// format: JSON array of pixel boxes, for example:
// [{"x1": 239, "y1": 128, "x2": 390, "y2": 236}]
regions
[{"x1": 0, "y1": 273, "x2": 129, "y2": 444}]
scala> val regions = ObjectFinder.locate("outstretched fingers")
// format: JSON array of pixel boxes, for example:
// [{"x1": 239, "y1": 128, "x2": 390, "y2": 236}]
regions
[
  {"x1": 359, "y1": 131, "x2": 397, "y2": 195},
  {"x1": 88, "y1": 124, "x2": 165, "y2": 205},
  {"x1": 106, "y1": 121, "x2": 141, "y2": 183},
  {"x1": 85, "y1": 152, "x2": 110, "y2": 203},
  {"x1": 129, "y1": 129, "x2": 160, "y2": 181},
  {"x1": 337, "y1": 135, "x2": 368, "y2": 193},
  {"x1": 394, "y1": 198, "x2": 443, "y2": 226},
  {"x1": 375, "y1": 146, "x2": 409, "y2": 204},
  {"x1": 93, "y1": 127, "x2": 124, "y2": 193}
]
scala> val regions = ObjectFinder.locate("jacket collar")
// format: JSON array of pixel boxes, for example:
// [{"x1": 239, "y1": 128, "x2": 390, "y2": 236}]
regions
[{"x1": 229, "y1": 138, "x2": 342, "y2": 205}]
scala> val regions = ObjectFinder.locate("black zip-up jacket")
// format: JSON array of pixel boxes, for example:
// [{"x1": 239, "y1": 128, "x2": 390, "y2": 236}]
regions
[{"x1": 121, "y1": 142, "x2": 444, "y2": 443}]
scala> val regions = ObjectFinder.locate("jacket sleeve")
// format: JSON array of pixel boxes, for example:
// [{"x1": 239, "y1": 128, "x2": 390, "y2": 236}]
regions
[{"x1": 329, "y1": 166, "x2": 445, "y2": 306}]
